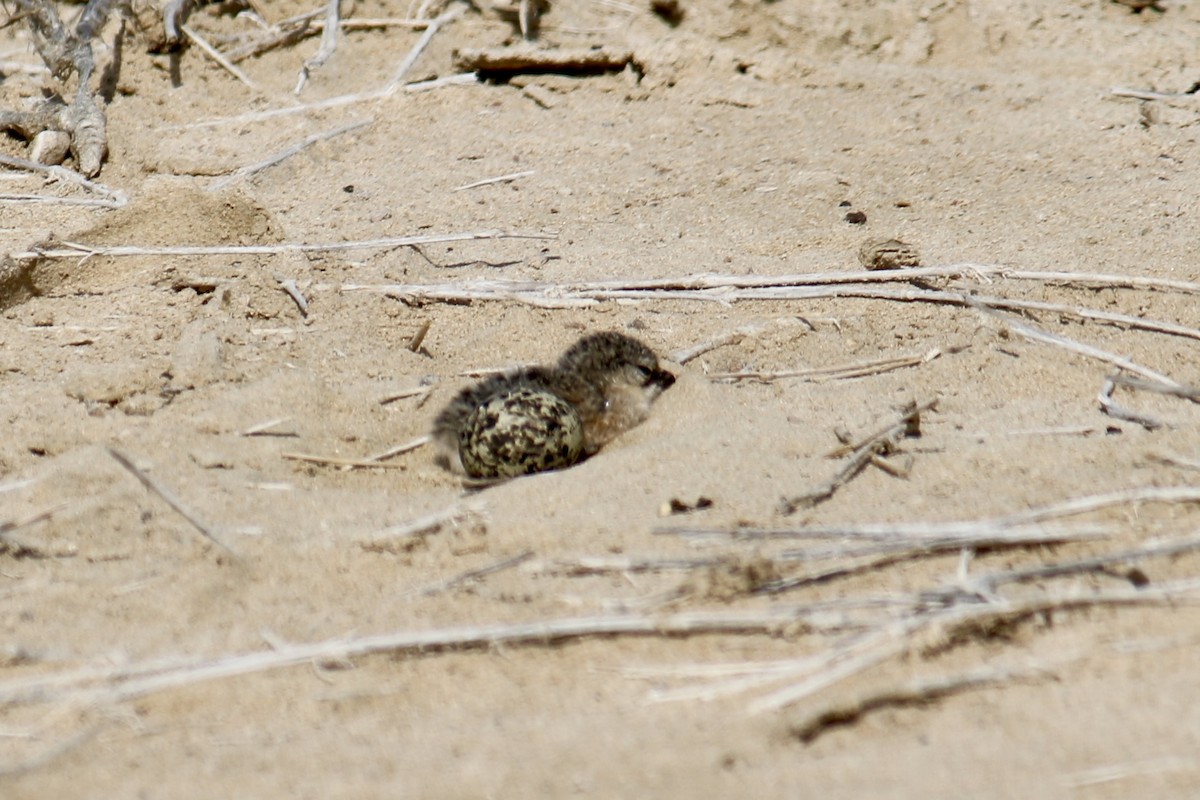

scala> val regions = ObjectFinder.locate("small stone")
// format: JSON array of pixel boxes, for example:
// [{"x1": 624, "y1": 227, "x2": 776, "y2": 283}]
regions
[{"x1": 30, "y1": 130, "x2": 71, "y2": 166}]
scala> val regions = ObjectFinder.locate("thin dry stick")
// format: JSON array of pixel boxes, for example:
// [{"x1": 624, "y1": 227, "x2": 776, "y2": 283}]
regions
[
  {"x1": 0, "y1": 193, "x2": 123, "y2": 208},
  {"x1": 181, "y1": 24, "x2": 260, "y2": 90},
  {"x1": 281, "y1": 451, "x2": 409, "y2": 469},
  {"x1": 787, "y1": 664, "x2": 1047, "y2": 744},
  {"x1": 295, "y1": 0, "x2": 341, "y2": 94},
  {"x1": 965, "y1": 298, "x2": 1182, "y2": 388},
  {"x1": 358, "y1": 501, "x2": 481, "y2": 553},
  {"x1": 997, "y1": 485, "x2": 1200, "y2": 526},
  {"x1": 749, "y1": 581, "x2": 1200, "y2": 713},
  {"x1": 379, "y1": 386, "x2": 433, "y2": 405},
  {"x1": 670, "y1": 318, "x2": 809, "y2": 365},
  {"x1": 341, "y1": 263, "x2": 1200, "y2": 297},
  {"x1": 211, "y1": 119, "x2": 371, "y2": 190},
  {"x1": 0, "y1": 153, "x2": 126, "y2": 204},
  {"x1": 1097, "y1": 376, "x2": 1161, "y2": 431},
  {"x1": 239, "y1": 418, "x2": 296, "y2": 437},
  {"x1": 407, "y1": 320, "x2": 431, "y2": 352},
  {"x1": 664, "y1": 485, "x2": 1200, "y2": 542},
  {"x1": 107, "y1": 448, "x2": 236, "y2": 557},
  {"x1": 1110, "y1": 373, "x2": 1200, "y2": 403},
  {"x1": 363, "y1": 435, "x2": 430, "y2": 463},
  {"x1": 452, "y1": 170, "x2": 535, "y2": 192},
  {"x1": 385, "y1": 3, "x2": 466, "y2": 90},
  {"x1": 760, "y1": 527, "x2": 1114, "y2": 596},
  {"x1": 340, "y1": 270, "x2": 1200, "y2": 338},
  {"x1": 0, "y1": 724, "x2": 103, "y2": 777},
  {"x1": 13, "y1": 229, "x2": 554, "y2": 261},
  {"x1": 954, "y1": 533, "x2": 1200, "y2": 597},
  {"x1": 709, "y1": 346, "x2": 958, "y2": 383},
  {"x1": 779, "y1": 400, "x2": 937, "y2": 514},
  {"x1": 419, "y1": 550, "x2": 535, "y2": 595},
  {"x1": 11, "y1": 607, "x2": 822, "y2": 707},
  {"x1": 167, "y1": 7, "x2": 470, "y2": 129}
]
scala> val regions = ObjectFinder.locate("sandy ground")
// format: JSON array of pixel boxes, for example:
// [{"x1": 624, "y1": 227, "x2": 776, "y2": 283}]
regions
[{"x1": 4, "y1": 0, "x2": 1200, "y2": 796}]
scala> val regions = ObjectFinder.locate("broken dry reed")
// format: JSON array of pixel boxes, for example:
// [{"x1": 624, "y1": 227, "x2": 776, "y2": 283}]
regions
[{"x1": 12, "y1": 229, "x2": 554, "y2": 262}]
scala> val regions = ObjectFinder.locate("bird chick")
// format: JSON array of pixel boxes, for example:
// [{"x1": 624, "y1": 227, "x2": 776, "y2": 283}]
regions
[{"x1": 432, "y1": 332, "x2": 675, "y2": 479}]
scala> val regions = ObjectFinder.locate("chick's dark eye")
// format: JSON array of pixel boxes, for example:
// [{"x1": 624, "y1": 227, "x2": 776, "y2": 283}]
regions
[{"x1": 633, "y1": 364, "x2": 655, "y2": 385}]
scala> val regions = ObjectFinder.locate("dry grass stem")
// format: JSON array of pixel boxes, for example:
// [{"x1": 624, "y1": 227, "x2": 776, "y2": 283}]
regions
[
  {"x1": 710, "y1": 346, "x2": 961, "y2": 383},
  {"x1": 294, "y1": 0, "x2": 342, "y2": 94},
  {"x1": 952, "y1": 534, "x2": 1200, "y2": 597},
  {"x1": 1097, "y1": 377, "x2": 1161, "y2": 431},
  {"x1": 181, "y1": 24, "x2": 260, "y2": 91},
  {"x1": 452, "y1": 169, "x2": 536, "y2": 192},
  {"x1": 13, "y1": 229, "x2": 553, "y2": 262},
  {"x1": 0, "y1": 606, "x2": 824, "y2": 708},
  {"x1": 0, "y1": 193, "x2": 123, "y2": 207},
  {"x1": 379, "y1": 387, "x2": 434, "y2": 405},
  {"x1": 211, "y1": 120, "x2": 371, "y2": 190},
  {"x1": 358, "y1": 502, "x2": 483, "y2": 552},
  {"x1": 0, "y1": 153, "x2": 126, "y2": 205},
  {"x1": 239, "y1": 418, "x2": 296, "y2": 437},
  {"x1": 670, "y1": 317, "x2": 815, "y2": 365},
  {"x1": 364, "y1": 435, "x2": 430, "y2": 463},
  {"x1": 386, "y1": 3, "x2": 467, "y2": 90},
  {"x1": 107, "y1": 448, "x2": 237, "y2": 558},
  {"x1": 967, "y1": 299, "x2": 1182, "y2": 387},
  {"x1": 748, "y1": 581, "x2": 1200, "y2": 713},
  {"x1": 0, "y1": 724, "x2": 103, "y2": 777},
  {"x1": 419, "y1": 550, "x2": 535, "y2": 595},
  {"x1": 1063, "y1": 756, "x2": 1200, "y2": 788},
  {"x1": 281, "y1": 452, "x2": 410, "y2": 469}
]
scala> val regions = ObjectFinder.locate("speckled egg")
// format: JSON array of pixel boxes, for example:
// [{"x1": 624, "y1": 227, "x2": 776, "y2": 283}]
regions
[{"x1": 458, "y1": 387, "x2": 585, "y2": 479}]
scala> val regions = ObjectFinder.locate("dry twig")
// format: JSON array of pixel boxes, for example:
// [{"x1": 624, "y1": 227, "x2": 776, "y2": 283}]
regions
[
  {"x1": 107, "y1": 447, "x2": 237, "y2": 558},
  {"x1": 778, "y1": 400, "x2": 937, "y2": 514},
  {"x1": 13, "y1": 229, "x2": 554, "y2": 262}
]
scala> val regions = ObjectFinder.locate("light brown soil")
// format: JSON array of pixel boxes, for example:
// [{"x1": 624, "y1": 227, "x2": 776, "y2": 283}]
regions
[{"x1": 4, "y1": 0, "x2": 1200, "y2": 796}]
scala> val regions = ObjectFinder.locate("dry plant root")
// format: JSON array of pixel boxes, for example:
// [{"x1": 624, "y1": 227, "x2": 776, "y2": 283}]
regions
[{"x1": 0, "y1": 0, "x2": 121, "y2": 176}]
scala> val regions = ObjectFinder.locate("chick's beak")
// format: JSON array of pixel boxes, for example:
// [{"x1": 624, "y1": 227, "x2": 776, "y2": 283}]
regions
[{"x1": 649, "y1": 369, "x2": 676, "y2": 390}]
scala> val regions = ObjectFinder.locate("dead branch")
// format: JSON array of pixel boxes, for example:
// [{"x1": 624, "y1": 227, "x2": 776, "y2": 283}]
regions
[{"x1": 3, "y1": 0, "x2": 120, "y2": 176}]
